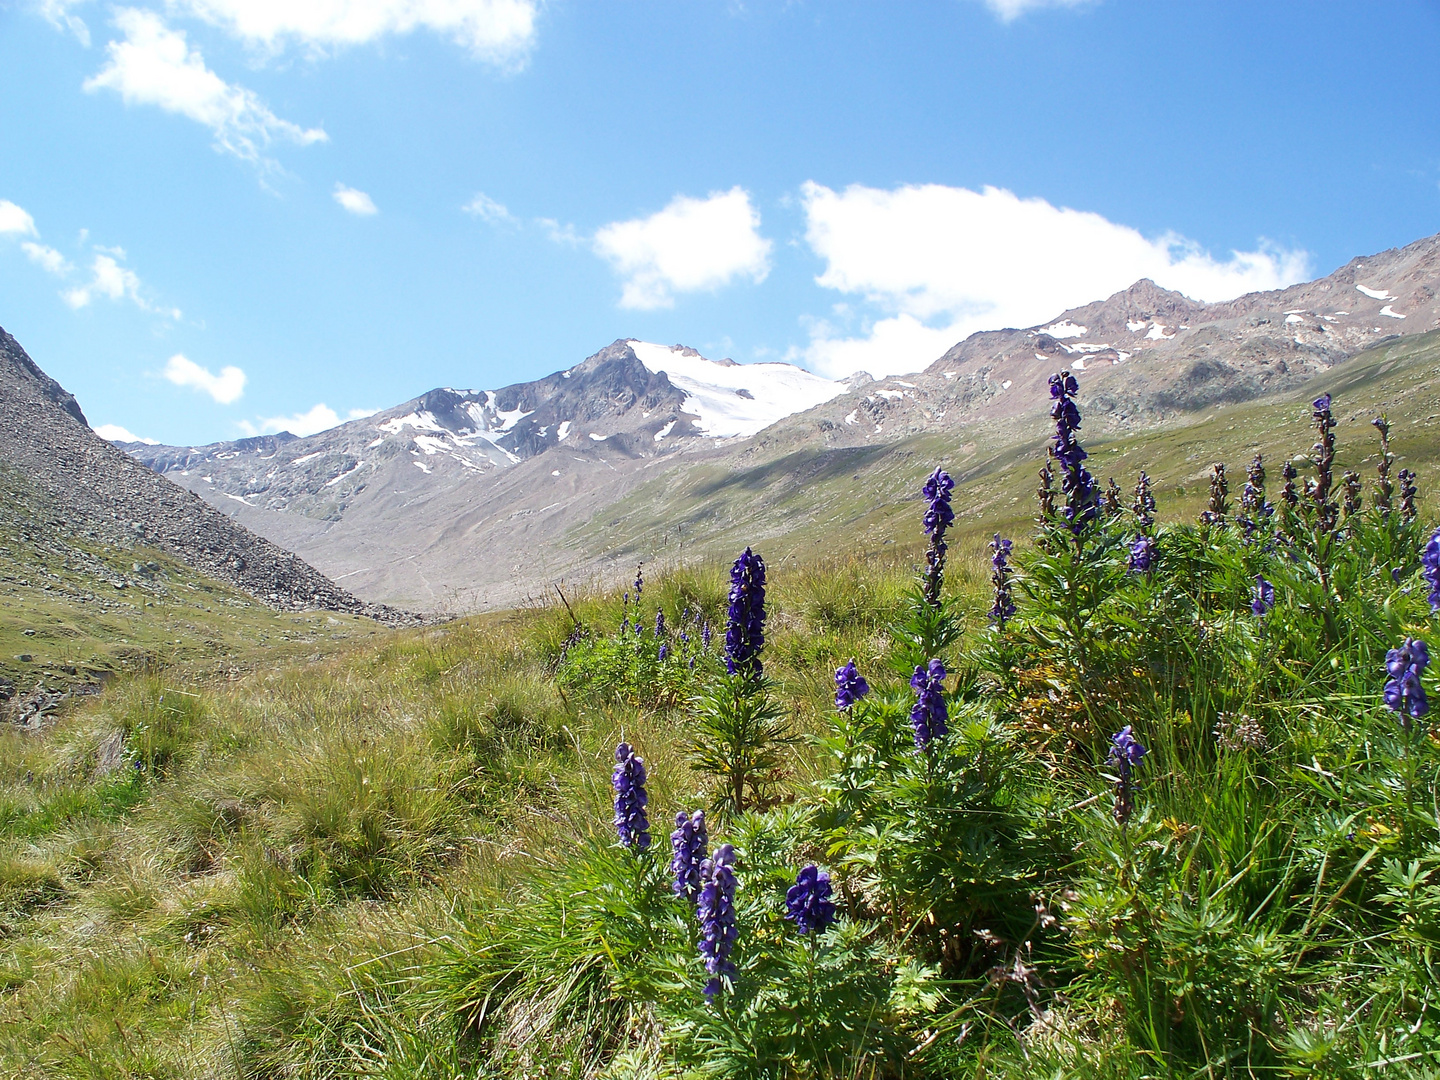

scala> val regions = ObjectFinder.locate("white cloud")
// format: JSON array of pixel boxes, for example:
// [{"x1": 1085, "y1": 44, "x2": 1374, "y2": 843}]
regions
[
  {"x1": 463, "y1": 191, "x2": 518, "y2": 226},
  {"x1": 593, "y1": 187, "x2": 773, "y2": 310},
  {"x1": 236, "y1": 404, "x2": 375, "y2": 438},
  {"x1": 172, "y1": 0, "x2": 538, "y2": 66},
  {"x1": 537, "y1": 217, "x2": 582, "y2": 246},
  {"x1": 334, "y1": 184, "x2": 378, "y2": 216},
  {"x1": 0, "y1": 200, "x2": 38, "y2": 237},
  {"x1": 64, "y1": 254, "x2": 141, "y2": 308},
  {"x1": 94, "y1": 423, "x2": 157, "y2": 444},
  {"x1": 83, "y1": 9, "x2": 328, "y2": 165},
  {"x1": 38, "y1": 0, "x2": 91, "y2": 45},
  {"x1": 164, "y1": 353, "x2": 247, "y2": 404},
  {"x1": 980, "y1": 0, "x2": 1092, "y2": 20},
  {"x1": 796, "y1": 181, "x2": 1311, "y2": 378},
  {"x1": 22, "y1": 242, "x2": 72, "y2": 275}
]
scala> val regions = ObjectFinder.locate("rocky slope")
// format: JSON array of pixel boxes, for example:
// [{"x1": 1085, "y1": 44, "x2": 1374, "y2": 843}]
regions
[{"x1": 0, "y1": 326, "x2": 412, "y2": 622}]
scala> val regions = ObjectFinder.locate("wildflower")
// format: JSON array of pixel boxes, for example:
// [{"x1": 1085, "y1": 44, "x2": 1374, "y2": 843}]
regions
[
  {"x1": 909, "y1": 659, "x2": 948, "y2": 749},
  {"x1": 784, "y1": 864, "x2": 837, "y2": 935},
  {"x1": 1342, "y1": 471, "x2": 1362, "y2": 518},
  {"x1": 1132, "y1": 471, "x2": 1156, "y2": 530},
  {"x1": 1398, "y1": 469, "x2": 1418, "y2": 523},
  {"x1": 1280, "y1": 460, "x2": 1300, "y2": 509},
  {"x1": 1423, "y1": 527, "x2": 1440, "y2": 613},
  {"x1": 834, "y1": 659, "x2": 870, "y2": 711},
  {"x1": 1108, "y1": 725, "x2": 1147, "y2": 826},
  {"x1": 612, "y1": 742, "x2": 651, "y2": 851},
  {"x1": 670, "y1": 810, "x2": 708, "y2": 902},
  {"x1": 1036, "y1": 450, "x2": 1057, "y2": 524},
  {"x1": 1311, "y1": 393, "x2": 1338, "y2": 532},
  {"x1": 702, "y1": 622, "x2": 713, "y2": 650},
  {"x1": 1239, "y1": 454, "x2": 1272, "y2": 542},
  {"x1": 724, "y1": 548, "x2": 767, "y2": 678},
  {"x1": 634, "y1": 565, "x2": 644, "y2": 599},
  {"x1": 658, "y1": 643, "x2": 669, "y2": 661},
  {"x1": 1251, "y1": 575, "x2": 1276, "y2": 617},
  {"x1": 1384, "y1": 638, "x2": 1430, "y2": 729},
  {"x1": 1128, "y1": 535, "x2": 1156, "y2": 575},
  {"x1": 1372, "y1": 416, "x2": 1395, "y2": 516},
  {"x1": 1104, "y1": 477, "x2": 1125, "y2": 519},
  {"x1": 1199, "y1": 463, "x2": 1229, "y2": 527},
  {"x1": 1049, "y1": 371, "x2": 1099, "y2": 534},
  {"x1": 921, "y1": 468, "x2": 955, "y2": 606},
  {"x1": 1214, "y1": 712, "x2": 1268, "y2": 753},
  {"x1": 989, "y1": 534, "x2": 1016, "y2": 627},
  {"x1": 655, "y1": 610, "x2": 666, "y2": 636},
  {"x1": 697, "y1": 843, "x2": 738, "y2": 1000}
]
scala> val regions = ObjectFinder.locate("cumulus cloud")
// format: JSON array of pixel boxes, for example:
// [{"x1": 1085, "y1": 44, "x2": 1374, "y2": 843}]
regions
[
  {"x1": 980, "y1": 0, "x2": 1093, "y2": 21},
  {"x1": 237, "y1": 404, "x2": 376, "y2": 438},
  {"x1": 83, "y1": 9, "x2": 328, "y2": 165},
  {"x1": 172, "y1": 0, "x2": 538, "y2": 66},
  {"x1": 463, "y1": 191, "x2": 518, "y2": 227},
  {"x1": 0, "y1": 200, "x2": 38, "y2": 237},
  {"x1": 334, "y1": 184, "x2": 378, "y2": 216},
  {"x1": 23, "y1": 242, "x2": 72, "y2": 275},
  {"x1": 163, "y1": 353, "x2": 247, "y2": 404},
  {"x1": 93, "y1": 423, "x2": 157, "y2": 444},
  {"x1": 594, "y1": 187, "x2": 772, "y2": 310},
  {"x1": 795, "y1": 181, "x2": 1310, "y2": 378}
]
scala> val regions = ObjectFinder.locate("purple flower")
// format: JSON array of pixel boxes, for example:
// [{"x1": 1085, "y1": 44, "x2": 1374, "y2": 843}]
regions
[
  {"x1": 1132, "y1": 471, "x2": 1156, "y2": 529},
  {"x1": 658, "y1": 643, "x2": 669, "y2": 662},
  {"x1": 1107, "y1": 726, "x2": 1147, "y2": 826},
  {"x1": 1422, "y1": 527, "x2": 1440, "y2": 613},
  {"x1": 1384, "y1": 638, "x2": 1430, "y2": 728},
  {"x1": 1128, "y1": 535, "x2": 1156, "y2": 575},
  {"x1": 1398, "y1": 469, "x2": 1418, "y2": 523},
  {"x1": 784, "y1": 864, "x2": 837, "y2": 935},
  {"x1": 834, "y1": 659, "x2": 870, "y2": 711},
  {"x1": 1252, "y1": 575, "x2": 1275, "y2": 617},
  {"x1": 922, "y1": 468, "x2": 955, "y2": 607},
  {"x1": 697, "y1": 843, "x2": 738, "y2": 1001},
  {"x1": 612, "y1": 742, "x2": 651, "y2": 851},
  {"x1": 989, "y1": 534, "x2": 1016, "y2": 628},
  {"x1": 655, "y1": 610, "x2": 666, "y2": 636},
  {"x1": 725, "y1": 548, "x2": 767, "y2": 678},
  {"x1": 909, "y1": 659, "x2": 948, "y2": 749},
  {"x1": 670, "y1": 810, "x2": 708, "y2": 903},
  {"x1": 634, "y1": 566, "x2": 644, "y2": 599},
  {"x1": 1049, "y1": 371, "x2": 1099, "y2": 534},
  {"x1": 701, "y1": 622, "x2": 713, "y2": 650}
]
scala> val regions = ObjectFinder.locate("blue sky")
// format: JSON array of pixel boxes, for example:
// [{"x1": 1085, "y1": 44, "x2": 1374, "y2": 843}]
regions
[{"x1": 2, "y1": 0, "x2": 1438, "y2": 445}]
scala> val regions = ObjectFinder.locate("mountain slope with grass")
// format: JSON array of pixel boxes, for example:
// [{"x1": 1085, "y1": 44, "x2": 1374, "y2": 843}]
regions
[{"x1": 3, "y1": 349, "x2": 1439, "y2": 1077}]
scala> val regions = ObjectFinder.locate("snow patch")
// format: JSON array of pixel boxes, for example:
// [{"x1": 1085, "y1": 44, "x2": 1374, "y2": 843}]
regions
[
  {"x1": 1356, "y1": 284, "x2": 1396, "y2": 301},
  {"x1": 551, "y1": 469, "x2": 561, "y2": 476},
  {"x1": 1127, "y1": 320, "x2": 1147, "y2": 333},
  {"x1": 589, "y1": 432, "x2": 609, "y2": 442},
  {"x1": 1380, "y1": 305, "x2": 1405, "y2": 319},
  {"x1": 1145, "y1": 324, "x2": 1173, "y2": 341},
  {"x1": 628, "y1": 340, "x2": 846, "y2": 439},
  {"x1": 876, "y1": 389, "x2": 905, "y2": 401},
  {"x1": 1285, "y1": 314, "x2": 1304, "y2": 325},
  {"x1": 380, "y1": 410, "x2": 445, "y2": 435},
  {"x1": 1071, "y1": 357, "x2": 1086, "y2": 370},
  {"x1": 290, "y1": 451, "x2": 324, "y2": 465},
  {"x1": 556, "y1": 420, "x2": 572, "y2": 441},
  {"x1": 844, "y1": 410, "x2": 859, "y2": 425},
  {"x1": 413, "y1": 460, "x2": 432, "y2": 474},
  {"x1": 222, "y1": 493, "x2": 251, "y2": 505},
  {"x1": 1045, "y1": 320, "x2": 1086, "y2": 338},
  {"x1": 654, "y1": 420, "x2": 676, "y2": 442},
  {"x1": 1001, "y1": 380, "x2": 1012, "y2": 390}
]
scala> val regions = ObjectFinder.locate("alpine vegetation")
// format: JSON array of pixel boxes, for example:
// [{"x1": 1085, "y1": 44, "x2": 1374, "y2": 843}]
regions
[
  {"x1": 696, "y1": 843, "x2": 739, "y2": 1000},
  {"x1": 834, "y1": 658, "x2": 870, "y2": 711},
  {"x1": 670, "y1": 809, "x2": 708, "y2": 901},
  {"x1": 725, "y1": 547, "x2": 767, "y2": 678},
  {"x1": 784, "y1": 864, "x2": 837, "y2": 935},
  {"x1": 612, "y1": 741, "x2": 651, "y2": 850},
  {"x1": 921, "y1": 467, "x2": 955, "y2": 606},
  {"x1": 908, "y1": 658, "x2": 949, "y2": 749}
]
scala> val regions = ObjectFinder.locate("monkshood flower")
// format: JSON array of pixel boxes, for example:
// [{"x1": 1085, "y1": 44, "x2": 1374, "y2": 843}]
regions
[
  {"x1": 1239, "y1": 454, "x2": 1272, "y2": 542},
  {"x1": 702, "y1": 622, "x2": 713, "y2": 650},
  {"x1": 1422, "y1": 527, "x2": 1440, "y2": 613},
  {"x1": 697, "y1": 843, "x2": 738, "y2": 1001},
  {"x1": 1312, "y1": 393, "x2": 1338, "y2": 532},
  {"x1": 1108, "y1": 725, "x2": 1147, "y2": 826},
  {"x1": 725, "y1": 548, "x2": 767, "y2": 677},
  {"x1": 1399, "y1": 469, "x2": 1419, "y2": 523},
  {"x1": 1385, "y1": 638, "x2": 1430, "y2": 729},
  {"x1": 834, "y1": 659, "x2": 870, "y2": 711},
  {"x1": 1128, "y1": 535, "x2": 1156, "y2": 575},
  {"x1": 658, "y1": 643, "x2": 669, "y2": 662},
  {"x1": 922, "y1": 468, "x2": 955, "y2": 607},
  {"x1": 1342, "y1": 471, "x2": 1363, "y2": 518},
  {"x1": 989, "y1": 534, "x2": 1016, "y2": 628},
  {"x1": 612, "y1": 742, "x2": 651, "y2": 851},
  {"x1": 1252, "y1": 575, "x2": 1276, "y2": 617},
  {"x1": 1280, "y1": 461, "x2": 1300, "y2": 510},
  {"x1": 909, "y1": 659, "x2": 948, "y2": 749},
  {"x1": 655, "y1": 610, "x2": 666, "y2": 636},
  {"x1": 1036, "y1": 451, "x2": 1058, "y2": 523},
  {"x1": 1049, "y1": 371, "x2": 1099, "y2": 534},
  {"x1": 634, "y1": 565, "x2": 644, "y2": 599},
  {"x1": 1199, "y1": 463, "x2": 1229, "y2": 527},
  {"x1": 785, "y1": 864, "x2": 837, "y2": 936},
  {"x1": 1104, "y1": 477, "x2": 1125, "y2": 519},
  {"x1": 670, "y1": 810, "x2": 708, "y2": 903},
  {"x1": 1373, "y1": 416, "x2": 1396, "y2": 516},
  {"x1": 1132, "y1": 470, "x2": 1156, "y2": 529}
]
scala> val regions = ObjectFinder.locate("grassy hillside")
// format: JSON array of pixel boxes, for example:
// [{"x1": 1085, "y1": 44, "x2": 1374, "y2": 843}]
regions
[{"x1": 2, "y1": 349, "x2": 1439, "y2": 1077}]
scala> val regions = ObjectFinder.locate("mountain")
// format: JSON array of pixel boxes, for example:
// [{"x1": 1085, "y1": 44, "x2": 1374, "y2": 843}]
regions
[
  {"x1": 117, "y1": 232, "x2": 1440, "y2": 610},
  {"x1": 0, "y1": 325, "x2": 410, "y2": 624}
]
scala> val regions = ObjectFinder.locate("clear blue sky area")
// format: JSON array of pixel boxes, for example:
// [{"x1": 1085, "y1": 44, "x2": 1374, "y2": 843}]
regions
[{"x1": 1, "y1": 0, "x2": 1437, "y2": 444}]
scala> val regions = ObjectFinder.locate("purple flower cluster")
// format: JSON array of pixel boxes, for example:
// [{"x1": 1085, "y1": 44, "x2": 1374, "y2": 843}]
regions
[
  {"x1": 834, "y1": 659, "x2": 870, "y2": 711},
  {"x1": 634, "y1": 565, "x2": 644, "y2": 599},
  {"x1": 612, "y1": 742, "x2": 651, "y2": 851},
  {"x1": 1128, "y1": 535, "x2": 1156, "y2": 575},
  {"x1": 784, "y1": 864, "x2": 836, "y2": 935},
  {"x1": 1252, "y1": 575, "x2": 1276, "y2": 617},
  {"x1": 1423, "y1": 527, "x2": 1440, "y2": 613},
  {"x1": 1108, "y1": 725, "x2": 1147, "y2": 826},
  {"x1": 1239, "y1": 454, "x2": 1272, "y2": 542},
  {"x1": 909, "y1": 659, "x2": 948, "y2": 749},
  {"x1": 697, "y1": 844, "x2": 738, "y2": 1001},
  {"x1": 1399, "y1": 469, "x2": 1418, "y2": 523},
  {"x1": 1384, "y1": 638, "x2": 1430, "y2": 729},
  {"x1": 725, "y1": 548, "x2": 767, "y2": 678},
  {"x1": 670, "y1": 810, "x2": 708, "y2": 902},
  {"x1": 989, "y1": 534, "x2": 1016, "y2": 628},
  {"x1": 922, "y1": 468, "x2": 955, "y2": 606},
  {"x1": 1311, "y1": 394, "x2": 1338, "y2": 532},
  {"x1": 1049, "y1": 371, "x2": 1099, "y2": 534},
  {"x1": 1132, "y1": 471, "x2": 1156, "y2": 529},
  {"x1": 1199, "y1": 463, "x2": 1229, "y2": 527}
]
